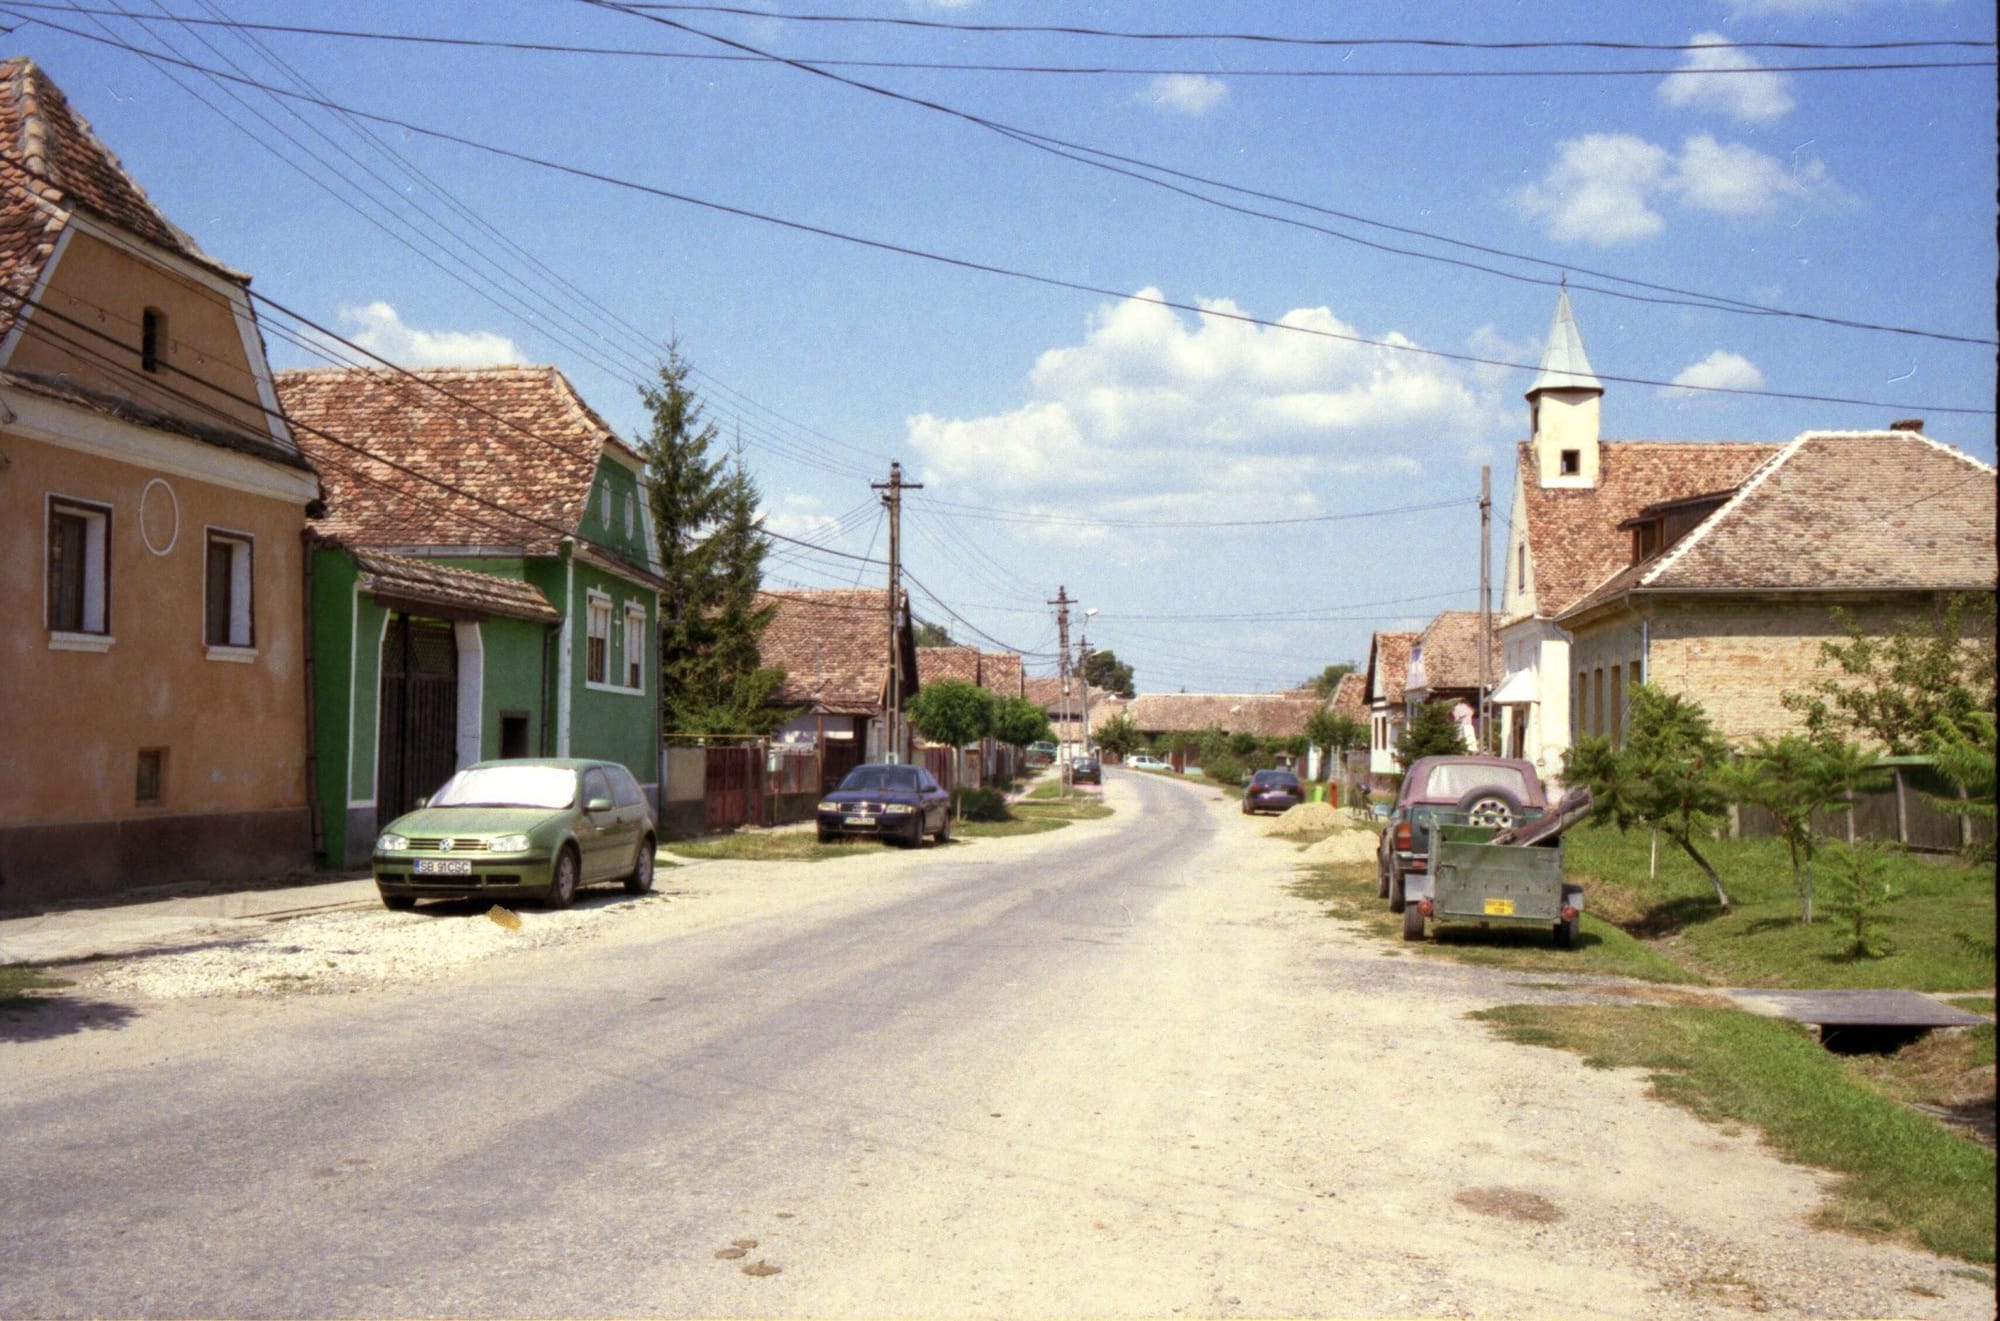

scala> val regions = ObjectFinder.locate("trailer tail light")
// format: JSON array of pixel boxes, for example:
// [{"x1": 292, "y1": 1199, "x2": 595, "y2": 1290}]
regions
[
  {"x1": 1417, "y1": 898, "x2": 1434, "y2": 916},
  {"x1": 1394, "y1": 821, "x2": 1412, "y2": 852},
  {"x1": 1561, "y1": 904, "x2": 1579, "y2": 922}
]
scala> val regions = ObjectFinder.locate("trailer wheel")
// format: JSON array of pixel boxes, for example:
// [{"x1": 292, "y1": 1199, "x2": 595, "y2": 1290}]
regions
[
  {"x1": 1554, "y1": 916, "x2": 1578, "y2": 948},
  {"x1": 1402, "y1": 906, "x2": 1426, "y2": 942}
]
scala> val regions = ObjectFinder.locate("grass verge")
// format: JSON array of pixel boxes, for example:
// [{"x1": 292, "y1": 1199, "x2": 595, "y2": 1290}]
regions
[
  {"x1": 1564, "y1": 827, "x2": 1996, "y2": 991},
  {"x1": 1, "y1": 964, "x2": 71, "y2": 1014},
  {"x1": 1289, "y1": 862, "x2": 1695, "y2": 982},
  {"x1": 665, "y1": 833, "x2": 876, "y2": 862},
  {"x1": 1474, "y1": 1002, "x2": 1996, "y2": 1264},
  {"x1": 956, "y1": 793, "x2": 1113, "y2": 838}
]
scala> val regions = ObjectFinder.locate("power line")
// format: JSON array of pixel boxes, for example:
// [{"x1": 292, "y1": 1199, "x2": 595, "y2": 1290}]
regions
[
  {"x1": 909, "y1": 493, "x2": 1477, "y2": 530},
  {"x1": 22, "y1": 15, "x2": 1995, "y2": 415}
]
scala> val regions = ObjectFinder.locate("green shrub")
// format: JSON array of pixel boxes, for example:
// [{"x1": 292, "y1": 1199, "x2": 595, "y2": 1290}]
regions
[
  {"x1": 952, "y1": 787, "x2": 1010, "y2": 822},
  {"x1": 1201, "y1": 752, "x2": 1247, "y2": 786}
]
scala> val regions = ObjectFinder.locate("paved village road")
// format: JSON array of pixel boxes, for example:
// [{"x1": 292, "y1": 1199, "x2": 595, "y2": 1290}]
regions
[{"x1": 1, "y1": 772, "x2": 1988, "y2": 1319}]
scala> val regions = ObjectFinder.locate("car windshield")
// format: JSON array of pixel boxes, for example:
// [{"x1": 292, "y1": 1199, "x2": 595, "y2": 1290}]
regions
[
  {"x1": 1421, "y1": 763, "x2": 1531, "y2": 800},
  {"x1": 429, "y1": 765, "x2": 577, "y2": 810},
  {"x1": 838, "y1": 766, "x2": 920, "y2": 793}
]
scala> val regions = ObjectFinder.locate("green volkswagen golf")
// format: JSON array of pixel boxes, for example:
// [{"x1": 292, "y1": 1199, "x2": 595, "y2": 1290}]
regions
[{"x1": 372, "y1": 758, "x2": 656, "y2": 911}]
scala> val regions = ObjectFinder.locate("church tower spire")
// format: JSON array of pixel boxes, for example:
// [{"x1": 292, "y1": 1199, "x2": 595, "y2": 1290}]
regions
[{"x1": 1527, "y1": 288, "x2": 1604, "y2": 489}]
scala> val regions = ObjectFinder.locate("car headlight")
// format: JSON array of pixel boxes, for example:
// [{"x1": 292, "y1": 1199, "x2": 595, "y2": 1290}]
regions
[
  {"x1": 376, "y1": 832, "x2": 409, "y2": 852},
  {"x1": 489, "y1": 833, "x2": 532, "y2": 853},
  {"x1": 817, "y1": 801, "x2": 841, "y2": 813},
  {"x1": 883, "y1": 803, "x2": 915, "y2": 814}
]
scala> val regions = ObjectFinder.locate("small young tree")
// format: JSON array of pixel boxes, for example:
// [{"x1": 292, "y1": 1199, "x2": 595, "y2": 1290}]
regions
[
  {"x1": 1094, "y1": 711, "x2": 1141, "y2": 760},
  {"x1": 1721, "y1": 734, "x2": 1883, "y2": 923},
  {"x1": 1567, "y1": 684, "x2": 1735, "y2": 908},
  {"x1": 991, "y1": 695, "x2": 1053, "y2": 750},
  {"x1": 1824, "y1": 841, "x2": 1896, "y2": 959},
  {"x1": 908, "y1": 680, "x2": 995, "y2": 816},
  {"x1": 1394, "y1": 701, "x2": 1465, "y2": 768}
]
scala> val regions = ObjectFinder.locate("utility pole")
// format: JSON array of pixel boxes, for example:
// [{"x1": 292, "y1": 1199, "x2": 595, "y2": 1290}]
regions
[
  {"x1": 1478, "y1": 464, "x2": 1492, "y2": 751},
  {"x1": 1049, "y1": 585, "x2": 1072, "y2": 782},
  {"x1": 873, "y1": 462, "x2": 922, "y2": 763}
]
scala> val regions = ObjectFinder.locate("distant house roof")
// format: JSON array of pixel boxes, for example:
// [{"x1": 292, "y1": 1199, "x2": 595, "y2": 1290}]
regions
[
  {"x1": 276, "y1": 365, "x2": 649, "y2": 567},
  {"x1": 1024, "y1": 674, "x2": 1107, "y2": 712},
  {"x1": 1408, "y1": 610, "x2": 1501, "y2": 695},
  {"x1": 1561, "y1": 430, "x2": 1998, "y2": 621},
  {"x1": 1329, "y1": 671, "x2": 1369, "y2": 720},
  {"x1": 347, "y1": 546, "x2": 560, "y2": 624},
  {"x1": 1366, "y1": 631, "x2": 1420, "y2": 706},
  {"x1": 917, "y1": 645, "x2": 982, "y2": 687},
  {"x1": 1124, "y1": 691, "x2": 1321, "y2": 739},
  {"x1": 978, "y1": 652, "x2": 1024, "y2": 698},
  {"x1": 1516, "y1": 439, "x2": 1782, "y2": 620},
  {"x1": 762, "y1": 587, "x2": 903, "y2": 716}
]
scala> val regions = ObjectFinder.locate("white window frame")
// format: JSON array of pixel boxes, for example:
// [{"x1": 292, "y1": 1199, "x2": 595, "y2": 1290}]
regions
[
  {"x1": 584, "y1": 590, "x2": 612, "y2": 687},
  {"x1": 623, "y1": 603, "x2": 647, "y2": 691},
  {"x1": 202, "y1": 526, "x2": 257, "y2": 660},
  {"x1": 46, "y1": 494, "x2": 113, "y2": 651},
  {"x1": 599, "y1": 485, "x2": 612, "y2": 525}
]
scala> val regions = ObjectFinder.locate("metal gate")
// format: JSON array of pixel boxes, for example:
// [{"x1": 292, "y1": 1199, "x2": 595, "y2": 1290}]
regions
[
  {"x1": 821, "y1": 731, "x2": 862, "y2": 796},
  {"x1": 378, "y1": 616, "x2": 459, "y2": 825},
  {"x1": 704, "y1": 744, "x2": 763, "y2": 833}
]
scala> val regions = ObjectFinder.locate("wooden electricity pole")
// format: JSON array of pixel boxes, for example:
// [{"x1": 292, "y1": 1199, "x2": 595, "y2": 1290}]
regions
[
  {"x1": 873, "y1": 462, "x2": 921, "y2": 763},
  {"x1": 1478, "y1": 465, "x2": 1492, "y2": 749},
  {"x1": 1049, "y1": 586, "x2": 1072, "y2": 783}
]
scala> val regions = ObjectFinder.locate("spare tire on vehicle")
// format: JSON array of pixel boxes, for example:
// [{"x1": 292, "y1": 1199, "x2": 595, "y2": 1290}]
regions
[{"x1": 1454, "y1": 784, "x2": 1524, "y2": 830}]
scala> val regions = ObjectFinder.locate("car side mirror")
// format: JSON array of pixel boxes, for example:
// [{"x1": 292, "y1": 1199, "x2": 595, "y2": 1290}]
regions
[{"x1": 587, "y1": 796, "x2": 613, "y2": 814}]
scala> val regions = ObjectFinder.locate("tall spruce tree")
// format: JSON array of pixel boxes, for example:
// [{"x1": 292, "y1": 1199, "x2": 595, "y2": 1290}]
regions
[{"x1": 640, "y1": 343, "x2": 782, "y2": 735}]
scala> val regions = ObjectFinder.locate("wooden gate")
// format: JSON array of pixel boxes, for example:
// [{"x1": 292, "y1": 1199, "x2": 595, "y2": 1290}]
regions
[
  {"x1": 378, "y1": 615, "x2": 458, "y2": 824},
  {"x1": 821, "y1": 731, "x2": 862, "y2": 796},
  {"x1": 704, "y1": 744, "x2": 763, "y2": 833}
]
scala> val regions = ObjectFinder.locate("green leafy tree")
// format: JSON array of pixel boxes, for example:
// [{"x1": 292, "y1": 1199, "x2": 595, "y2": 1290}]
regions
[
  {"x1": 991, "y1": 695, "x2": 1053, "y2": 750},
  {"x1": 913, "y1": 619, "x2": 955, "y2": 648},
  {"x1": 908, "y1": 679, "x2": 995, "y2": 750},
  {"x1": 1567, "y1": 685, "x2": 1735, "y2": 908},
  {"x1": 1081, "y1": 649, "x2": 1136, "y2": 699},
  {"x1": 1393, "y1": 701, "x2": 1466, "y2": 768},
  {"x1": 1306, "y1": 709, "x2": 1366, "y2": 781},
  {"x1": 641, "y1": 344, "x2": 782, "y2": 735},
  {"x1": 1094, "y1": 711, "x2": 1142, "y2": 760},
  {"x1": 1307, "y1": 663, "x2": 1356, "y2": 700},
  {"x1": 1927, "y1": 709, "x2": 1996, "y2": 862},
  {"x1": 1781, "y1": 594, "x2": 1996, "y2": 754},
  {"x1": 1228, "y1": 730, "x2": 1260, "y2": 758},
  {"x1": 1721, "y1": 734, "x2": 1884, "y2": 923}
]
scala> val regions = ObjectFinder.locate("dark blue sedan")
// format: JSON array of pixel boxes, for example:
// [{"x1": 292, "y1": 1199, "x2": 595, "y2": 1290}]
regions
[{"x1": 817, "y1": 763, "x2": 951, "y2": 846}]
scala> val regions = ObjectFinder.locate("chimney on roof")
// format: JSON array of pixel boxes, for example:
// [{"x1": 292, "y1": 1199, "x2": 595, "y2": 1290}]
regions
[{"x1": 1889, "y1": 418, "x2": 1924, "y2": 433}]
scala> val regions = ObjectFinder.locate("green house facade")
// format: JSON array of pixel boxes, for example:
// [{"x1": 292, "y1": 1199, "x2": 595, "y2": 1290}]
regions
[{"x1": 280, "y1": 366, "x2": 666, "y2": 868}]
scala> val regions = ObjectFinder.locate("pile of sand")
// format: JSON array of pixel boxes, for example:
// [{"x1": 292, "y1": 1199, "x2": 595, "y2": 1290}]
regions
[
  {"x1": 1266, "y1": 800, "x2": 1371, "y2": 840},
  {"x1": 1300, "y1": 830, "x2": 1379, "y2": 865}
]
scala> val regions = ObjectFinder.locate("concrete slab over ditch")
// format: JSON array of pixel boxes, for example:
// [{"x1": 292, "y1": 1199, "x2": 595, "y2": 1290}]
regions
[{"x1": 1722, "y1": 988, "x2": 1990, "y2": 1053}]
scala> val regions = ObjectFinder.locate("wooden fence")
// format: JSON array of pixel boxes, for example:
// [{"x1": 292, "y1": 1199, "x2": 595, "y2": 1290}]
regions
[{"x1": 1733, "y1": 757, "x2": 1989, "y2": 854}]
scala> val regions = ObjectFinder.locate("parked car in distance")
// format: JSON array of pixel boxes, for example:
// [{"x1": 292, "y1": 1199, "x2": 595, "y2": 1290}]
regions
[
  {"x1": 1070, "y1": 755, "x2": 1102, "y2": 785},
  {"x1": 817, "y1": 762, "x2": 952, "y2": 846},
  {"x1": 1378, "y1": 755, "x2": 1548, "y2": 913},
  {"x1": 1241, "y1": 768, "x2": 1304, "y2": 815},
  {"x1": 372, "y1": 758, "x2": 656, "y2": 911},
  {"x1": 1126, "y1": 754, "x2": 1173, "y2": 772},
  {"x1": 1025, "y1": 741, "x2": 1058, "y2": 768}
]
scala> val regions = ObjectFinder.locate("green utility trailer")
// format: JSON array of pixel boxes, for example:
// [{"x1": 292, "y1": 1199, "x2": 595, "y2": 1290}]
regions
[{"x1": 1400, "y1": 789, "x2": 1592, "y2": 947}]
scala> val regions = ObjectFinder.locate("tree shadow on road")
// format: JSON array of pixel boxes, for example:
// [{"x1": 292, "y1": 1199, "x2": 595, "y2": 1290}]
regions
[{"x1": 0, "y1": 973, "x2": 140, "y2": 1042}]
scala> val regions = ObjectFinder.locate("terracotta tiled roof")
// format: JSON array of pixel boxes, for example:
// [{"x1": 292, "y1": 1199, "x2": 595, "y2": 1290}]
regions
[
  {"x1": 761, "y1": 588, "x2": 897, "y2": 715},
  {"x1": 978, "y1": 652, "x2": 1024, "y2": 698},
  {"x1": 1408, "y1": 610, "x2": 1502, "y2": 694},
  {"x1": 1367, "y1": 631, "x2": 1419, "y2": 705},
  {"x1": 917, "y1": 645, "x2": 982, "y2": 687},
  {"x1": 1330, "y1": 670, "x2": 1369, "y2": 720},
  {"x1": 1124, "y1": 691, "x2": 1320, "y2": 739},
  {"x1": 347, "y1": 546, "x2": 560, "y2": 623},
  {"x1": 1517, "y1": 439, "x2": 1782, "y2": 620},
  {"x1": 276, "y1": 365, "x2": 637, "y2": 559},
  {"x1": 1561, "y1": 431, "x2": 1998, "y2": 619},
  {"x1": 1024, "y1": 674, "x2": 1108, "y2": 712},
  {"x1": 0, "y1": 366, "x2": 313, "y2": 473}
]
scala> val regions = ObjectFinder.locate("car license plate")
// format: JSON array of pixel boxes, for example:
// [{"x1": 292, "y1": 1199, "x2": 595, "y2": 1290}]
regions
[
  {"x1": 413, "y1": 858, "x2": 473, "y2": 876},
  {"x1": 1483, "y1": 897, "x2": 1515, "y2": 916},
  {"x1": 845, "y1": 814, "x2": 876, "y2": 826}
]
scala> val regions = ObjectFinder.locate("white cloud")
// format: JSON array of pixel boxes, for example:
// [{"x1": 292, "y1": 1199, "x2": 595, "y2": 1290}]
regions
[
  {"x1": 337, "y1": 302, "x2": 526, "y2": 368},
  {"x1": 1660, "y1": 350, "x2": 1767, "y2": 397},
  {"x1": 761, "y1": 492, "x2": 845, "y2": 543},
  {"x1": 1512, "y1": 133, "x2": 1672, "y2": 245},
  {"x1": 1657, "y1": 32, "x2": 1795, "y2": 123},
  {"x1": 1515, "y1": 133, "x2": 1842, "y2": 244},
  {"x1": 1466, "y1": 324, "x2": 1544, "y2": 387},
  {"x1": 905, "y1": 288, "x2": 1488, "y2": 517},
  {"x1": 1669, "y1": 133, "x2": 1834, "y2": 216},
  {"x1": 1139, "y1": 74, "x2": 1228, "y2": 116}
]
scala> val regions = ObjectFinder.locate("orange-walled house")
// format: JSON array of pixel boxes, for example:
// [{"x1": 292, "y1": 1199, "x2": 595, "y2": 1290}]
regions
[{"x1": 0, "y1": 59, "x2": 321, "y2": 902}]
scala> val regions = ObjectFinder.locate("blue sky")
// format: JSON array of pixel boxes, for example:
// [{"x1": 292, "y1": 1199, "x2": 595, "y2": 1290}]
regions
[{"x1": 15, "y1": 0, "x2": 1994, "y2": 691}]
